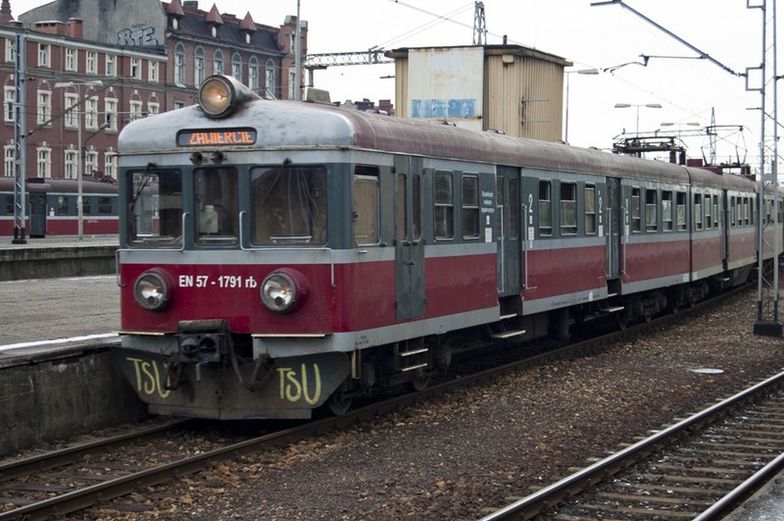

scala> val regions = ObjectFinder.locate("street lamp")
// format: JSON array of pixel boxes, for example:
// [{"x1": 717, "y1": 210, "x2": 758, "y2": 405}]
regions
[
  {"x1": 564, "y1": 68, "x2": 599, "y2": 143},
  {"x1": 53, "y1": 80, "x2": 102, "y2": 240},
  {"x1": 614, "y1": 102, "x2": 662, "y2": 135}
]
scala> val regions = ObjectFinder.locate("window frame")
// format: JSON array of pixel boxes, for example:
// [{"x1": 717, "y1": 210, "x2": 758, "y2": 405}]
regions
[
  {"x1": 560, "y1": 181, "x2": 577, "y2": 236},
  {"x1": 461, "y1": 174, "x2": 480, "y2": 240},
  {"x1": 352, "y1": 167, "x2": 380, "y2": 246},
  {"x1": 538, "y1": 179, "x2": 553, "y2": 237},
  {"x1": 434, "y1": 170, "x2": 454, "y2": 240},
  {"x1": 631, "y1": 187, "x2": 641, "y2": 233}
]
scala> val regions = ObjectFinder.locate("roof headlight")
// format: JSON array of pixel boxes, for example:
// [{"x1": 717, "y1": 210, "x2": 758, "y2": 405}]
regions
[
  {"x1": 134, "y1": 271, "x2": 171, "y2": 311},
  {"x1": 198, "y1": 74, "x2": 261, "y2": 119},
  {"x1": 260, "y1": 269, "x2": 309, "y2": 313}
]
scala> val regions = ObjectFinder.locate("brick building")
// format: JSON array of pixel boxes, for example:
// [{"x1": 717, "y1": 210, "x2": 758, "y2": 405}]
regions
[{"x1": 1, "y1": 0, "x2": 305, "y2": 181}]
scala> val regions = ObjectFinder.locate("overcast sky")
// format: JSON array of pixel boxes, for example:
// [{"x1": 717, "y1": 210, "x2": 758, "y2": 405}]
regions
[{"x1": 15, "y1": 0, "x2": 776, "y2": 167}]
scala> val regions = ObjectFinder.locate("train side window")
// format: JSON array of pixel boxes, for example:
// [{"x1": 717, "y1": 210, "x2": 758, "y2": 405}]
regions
[
  {"x1": 461, "y1": 174, "x2": 479, "y2": 240},
  {"x1": 434, "y1": 171, "x2": 453, "y2": 239},
  {"x1": 631, "y1": 187, "x2": 641, "y2": 233},
  {"x1": 750, "y1": 198, "x2": 755, "y2": 225},
  {"x1": 352, "y1": 168, "x2": 379, "y2": 246},
  {"x1": 412, "y1": 173, "x2": 421, "y2": 240},
  {"x1": 662, "y1": 191, "x2": 673, "y2": 231},
  {"x1": 538, "y1": 180, "x2": 552, "y2": 237},
  {"x1": 560, "y1": 182, "x2": 577, "y2": 235},
  {"x1": 98, "y1": 197, "x2": 112, "y2": 215},
  {"x1": 396, "y1": 174, "x2": 406, "y2": 243},
  {"x1": 495, "y1": 177, "x2": 504, "y2": 241},
  {"x1": 694, "y1": 194, "x2": 703, "y2": 231},
  {"x1": 704, "y1": 194, "x2": 712, "y2": 229},
  {"x1": 128, "y1": 170, "x2": 182, "y2": 246},
  {"x1": 2, "y1": 194, "x2": 12, "y2": 215},
  {"x1": 730, "y1": 197, "x2": 736, "y2": 227},
  {"x1": 645, "y1": 189, "x2": 657, "y2": 232},
  {"x1": 675, "y1": 192, "x2": 686, "y2": 231},
  {"x1": 509, "y1": 177, "x2": 519, "y2": 239},
  {"x1": 714, "y1": 197, "x2": 720, "y2": 228},
  {"x1": 744, "y1": 197, "x2": 750, "y2": 226},
  {"x1": 82, "y1": 196, "x2": 92, "y2": 216},
  {"x1": 737, "y1": 197, "x2": 744, "y2": 227},
  {"x1": 585, "y1": 184, "x2": 596, "y2": 235},
  {"x1": 195, "y1": 167, "x2": 238, "y2": 246},
  {"x1": 251, "y1": 165, "x2": 327, "y2": 245},
  {"x1": 57, "y1": 195, "x2": 69, "y2": 215}
]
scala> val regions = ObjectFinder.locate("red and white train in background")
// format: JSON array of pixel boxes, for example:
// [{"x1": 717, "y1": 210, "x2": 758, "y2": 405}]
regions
[
  {"x1": 114, "y1": 75, "x2": 782, "y2": 420},
  {"x1": 0, "y1": 177, "x2": 118, "y2": 238}
]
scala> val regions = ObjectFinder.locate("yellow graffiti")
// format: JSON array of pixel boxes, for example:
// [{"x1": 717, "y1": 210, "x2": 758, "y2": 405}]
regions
[
  {"x1": 277, "y1": 363, "x2": 322, "y2": 405},
  {"x1": 126, "y1": 357, "x2": 171, "y2": 399}
]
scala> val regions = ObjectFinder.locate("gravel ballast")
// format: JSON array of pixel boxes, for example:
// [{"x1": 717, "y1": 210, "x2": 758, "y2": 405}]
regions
[{"x1": 87, "y1": 288, "x2": 784, "y2": 520}]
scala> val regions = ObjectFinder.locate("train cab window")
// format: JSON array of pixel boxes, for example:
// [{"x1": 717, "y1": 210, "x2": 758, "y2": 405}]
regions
[
  {"x1": 631, "y1": 188, "x2": 641, "y2": 233},
  {"x1": 195, "y1": 168, "x2": 238, "y2": 246},
  {"x1": 434, "y1": 171, "x2": 454, "y2": 239},
  {"x1": 461, "y1": 174, "x2": 480, "y2": 239},
  {"x1": 251, "y1": 165, "x2": 327, "y2": 245},
  {"x1": 704, "y1": 195, "x2": 712, "y2": 229},
  {"x1": 676, "y1": 192, "x2": 686, "y2": 231},
  {"x1": 584, "y1": 185, "x2": 596, "y2": 235},
  {"x1": 128, "y1": 170, "x2": 182, "y2": 246},
  {"x1": 645, "y1": 190, "x2": 658, "y2": 232},
  {"x1": 560, "y1": 182, "x2": 577, "y2": 235},
  {"x1": 539, "y1": 180, "x2": 552, "y2": 237},
  {"x1": 694, "y1": 194, "x2": 703, "y2": 231},
  {"x1": 662, "y1": 191, "x2": 673, "y2": 231},
  {"x1": 352, "y1": 167, "x2": 379, "y2": 246}
]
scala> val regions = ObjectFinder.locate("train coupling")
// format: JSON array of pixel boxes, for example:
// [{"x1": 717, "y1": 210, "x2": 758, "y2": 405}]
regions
[{"x1": 172, "y1": 319, "x2": 230, "y2": 384}]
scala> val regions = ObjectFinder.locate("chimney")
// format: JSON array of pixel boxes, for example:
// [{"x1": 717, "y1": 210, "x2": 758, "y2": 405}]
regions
[
  {"x1": 66, "y1": 18, "x2": 83, "y2": 39},
  {"x1": 0, "y1": 0, "x2": 13, "y2": 25},
  {"x1": 182, "y1": 0, "x2": 198, "y2": 8},
  {"x1": 34, "y1": 20, "x2": 66, "y2": 35}
]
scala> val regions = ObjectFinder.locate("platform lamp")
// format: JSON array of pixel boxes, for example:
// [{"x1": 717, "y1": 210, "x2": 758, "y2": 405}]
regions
[
  {"x1": 614, "y1": 102, "x2": 662, "y2": 135},
  {"x1": 53, "y1": 80, "x2": 103, "y2": 240}
]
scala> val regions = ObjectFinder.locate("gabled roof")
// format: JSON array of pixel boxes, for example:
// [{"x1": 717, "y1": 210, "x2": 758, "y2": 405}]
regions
[
  {"x1": 239, "y1": 11, "x2": 255, "y2": 32},
  {"x1": 204, "y1": 3, "x2": 223, "y2": 25},
  {"x1": 165, "y1": 0, "x2": 184, "y2": 16}
]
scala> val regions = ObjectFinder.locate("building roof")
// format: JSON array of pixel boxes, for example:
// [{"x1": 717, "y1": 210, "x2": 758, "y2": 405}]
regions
[
  {"x1": 387, "y1": 44, "x2": 571, "y2": 68},
  {"x1": 171, "y1": 2, "x2": 281, "y2": 53}
]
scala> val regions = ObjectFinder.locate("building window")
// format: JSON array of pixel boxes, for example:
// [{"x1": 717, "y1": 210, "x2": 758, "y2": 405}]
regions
[
  {"x1": 105, "y1": 98, "x2": 117, "y2": 130},
  {"x1": 462, "y1": 175, "x2": 479, "y2": 239},
  {"x1": 213, "y1": 49, "x2": 224, "y2": 75},
  {"x1": 64, "y1": 93, "x2": 79, "y2": 128},
  {"x1": 645, "y1": 189, "x2": 658, "y2": 232},
  {"x1": 37, "y1": 90, "x2": 51, "y2": 125},
  {"x1": 560, "y1": 182, "x2": 577, "y2": 235},
  {"x1": 36, "y1": 144, "x2": 51, "y2": 178},
  {"x1": 5, "y1": 38, "x2": 15, "y2": 63},
  {"x1": 65, "y1": 48, "x2": 77, "y2": 71},
  {"x1": 174, "y1": 44, "x2": 185, "y2": 84},
  {"x1": 174, "y1": 101, "x2": 185, "y2": 110},
  {"x1": 104, "y1": 150, "x2": 117, "y2": 179},
  {"x1": 248, "y1": 56, "x2": 259, "y2": 92},
  {"x1": 148, "y1": 101, "x2": 159, "y2": 115},
  {"x1": 131, "y1": 57, "x2": 142, "y2": 80},
  {"x1": 85, "y1": 96, "x2": 98, "y2": 129},
  {"x1": 38, "y1": 43, "x2": 50, "y2": 67},
  {"x1": 4, "y1": 86, "x2": 14, "y2": 122},
  {"x1": 231, "y1": 52, "x2": 242, "y2": 81},
  {"x1": 288, "y1": 70, "x2": 296, "y2": 99},
  {"x1": 85, "y1": 148, "x2": 98, "y2": 176},
  {"x1": 129, "y1": 100, "x2": 143, "y2": 121},
  {"x1": 434, "y1": 171, "x2": 453, "y2": 239},
  {"x1": 265, "y1": 58, "x2": 276, "y2": 99},
  {"x1": 194, "y1": 47, "x2": 205, "y2": 85},
  {"x1": 662, "y1": 191, "x2": 673, "y2": 231},
  {"x1": 86, "y1": 51, "x2": 97, "y2": 74},
  {"x1": 4, "y1": 144, "x2": 14, "y2": 177},
  {"x1": 64, "y1": 147, "x2": 77, "y2": 179},
  {"x1": 585, "y1": 184, "x2": 596, "y2": 234},
  {"x1": 105, "y1": 54, "x2": 116, "y2": 76},
  {"x1": 148, "y1": 61, "x2": 159, "y2": 83}
]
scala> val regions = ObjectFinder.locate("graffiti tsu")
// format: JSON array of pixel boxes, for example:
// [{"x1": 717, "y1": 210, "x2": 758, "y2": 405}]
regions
[{"x1": 117, "y1": 25, "x2": 159, "y2": 46}]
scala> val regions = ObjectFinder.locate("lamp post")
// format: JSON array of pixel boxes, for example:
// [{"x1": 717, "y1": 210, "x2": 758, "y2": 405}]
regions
[
  {"x1": 564, "y1": 68, "x2": 599, "y2": 143},
  {"x1": 53, "y1": 80, "x2": 102, "y2": 240},
  {"x1": 614, "y1": 102, "x2": 662, "y2": 135}
]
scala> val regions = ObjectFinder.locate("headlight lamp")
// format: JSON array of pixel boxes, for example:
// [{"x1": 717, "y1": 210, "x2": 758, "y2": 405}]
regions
[
  {"x1": 134, "y1": 271, "x2": 170, "y2": 311},
  {"x1": 260, "y1": 272, "x2": 298, "y2": 313},
  {"x1": 198, "y1": 74, "x2": 260, "y2": 119}
]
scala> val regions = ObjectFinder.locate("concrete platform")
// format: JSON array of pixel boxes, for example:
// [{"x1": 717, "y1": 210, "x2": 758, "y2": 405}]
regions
[{"x1": 0, "y1": 236, "x2": 118, "y2": 281}]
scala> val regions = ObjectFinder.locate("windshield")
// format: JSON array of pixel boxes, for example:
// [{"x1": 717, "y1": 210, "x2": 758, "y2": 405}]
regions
[
  {"x1": 128, "y1": 170, "x2": 182, "y2": 246},
  {"x1": 251, "y1": 166, "x2": 327, "y2": 245},
  {"x1": 195, "y1": 167, "x2": 238, "y2": 246}
]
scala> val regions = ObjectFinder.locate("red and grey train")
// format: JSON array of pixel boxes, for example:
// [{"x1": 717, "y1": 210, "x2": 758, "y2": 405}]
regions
[
  {"x1": 0, "y1": 177, "x2": 118, "y2": 237},
  {"x1": 114, "y1": 75, "x2": 778, "y2": 419}
]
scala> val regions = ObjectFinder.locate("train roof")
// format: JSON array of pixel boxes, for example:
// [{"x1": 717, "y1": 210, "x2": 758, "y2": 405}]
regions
[
  {"x1": 0, "y1": 177, "x2": 117, "y2": 193},
  {"x1": 119, "y1": 99, "x2": 749, "y2": 189}
]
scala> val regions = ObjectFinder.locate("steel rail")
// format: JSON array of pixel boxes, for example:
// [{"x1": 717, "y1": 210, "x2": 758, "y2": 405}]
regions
[
  {"x1": 478, "y1": 367, "x2": 784, "y2": 521},
  {"x1": 0, "y1": 284, "x2": 752, "y2": 520}
]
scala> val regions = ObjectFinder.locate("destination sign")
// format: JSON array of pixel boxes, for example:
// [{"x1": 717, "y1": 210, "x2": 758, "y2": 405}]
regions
[{"x1": 177, "y1": 128, "x2": 256, "y2": 147}]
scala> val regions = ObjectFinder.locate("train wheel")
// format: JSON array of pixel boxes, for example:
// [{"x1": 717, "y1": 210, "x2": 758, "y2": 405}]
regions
[
  {"x1": 326, "y1": 389, "x2": 353, "y2": 416},
  {"x1": 411, "y1": 374, "x2": 431, "y2": 392}
]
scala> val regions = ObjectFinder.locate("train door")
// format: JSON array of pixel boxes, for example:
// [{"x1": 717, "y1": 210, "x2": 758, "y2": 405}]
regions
[
  {"x1": 606, "y1": 177, "x2": 622, "y2": 280},
  {"x1": 28, "y1": 191, "x2": 46, "y2": 237},
  {"x1": 721, "y1": 190, "x2": 729, "y2": 270},
  {"x1": 394, "y1": 156, "x2": 425, "y2": 321},
  {"x1": 496, "y1": 166, "x2": 521, "y2": 298}
]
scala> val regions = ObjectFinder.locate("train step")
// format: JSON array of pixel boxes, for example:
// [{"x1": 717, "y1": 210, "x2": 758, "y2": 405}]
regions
[
  {"x1": 399, "y1": 348, "x2": 428, "y2": 357},
  {"x1": 582, "y1": 305, "x2": 625, "y2": 322},
  {"x1": 401, "y1": 362, "x2": 429, "y2": 372},
  {"x1": 499, "y1": 312, "x2": 518, "y2": 320},
  {"x1": 490, "y1": 329, "x2": 527, "y2": 340}
]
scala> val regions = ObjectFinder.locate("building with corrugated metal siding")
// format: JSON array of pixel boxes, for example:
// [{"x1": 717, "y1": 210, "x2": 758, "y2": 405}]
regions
[{"x1": 387, "y1": 44, "x2": 571, "y2": 142}]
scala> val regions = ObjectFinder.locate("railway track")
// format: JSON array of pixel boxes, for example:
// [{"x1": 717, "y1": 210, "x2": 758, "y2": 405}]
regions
[
  {"x1": 0, "y1": 286, "x2": 752, "y2": 520},
  {"x1": 478, "y1": 368, "x2": 784, "y2": 521}
]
